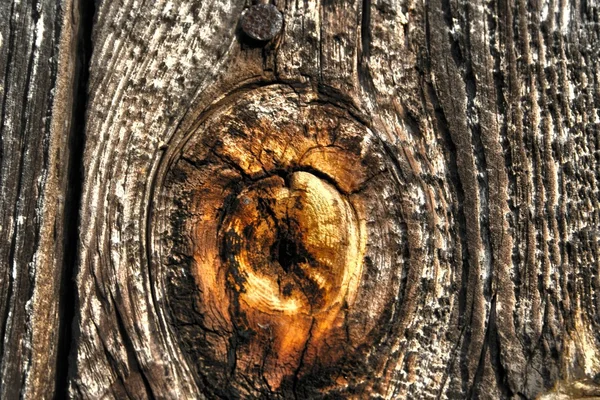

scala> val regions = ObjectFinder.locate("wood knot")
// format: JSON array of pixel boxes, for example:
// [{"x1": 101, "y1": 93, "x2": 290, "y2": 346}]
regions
[
  {"x1": 153, "y1": 85, "x2": 407, "y2": 397},
  {"x1": 220, "y1": 171, "x2": 364, "y2": 315}
]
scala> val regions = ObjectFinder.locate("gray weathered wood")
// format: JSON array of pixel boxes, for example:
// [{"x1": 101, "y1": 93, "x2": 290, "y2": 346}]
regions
[
  {"x1": 7, "y1": 0, "x2": 593, "y2": 398},
  {"x1": 0, "y1": 0, "x2": 80, "y2": 398}
]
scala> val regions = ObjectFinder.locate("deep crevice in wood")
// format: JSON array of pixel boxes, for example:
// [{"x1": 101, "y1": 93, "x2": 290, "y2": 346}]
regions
[{"x1": 55, "y1": 0, "x2": 95, "y2": 396}]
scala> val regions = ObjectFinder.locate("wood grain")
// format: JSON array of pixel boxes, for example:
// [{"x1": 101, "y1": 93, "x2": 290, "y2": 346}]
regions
[
  {"x1": 62, "y1": 0, "x2": 600, "y2": 398},
  {"x1": 0, "y1": 0, "x2": 81, "y2": 398}
]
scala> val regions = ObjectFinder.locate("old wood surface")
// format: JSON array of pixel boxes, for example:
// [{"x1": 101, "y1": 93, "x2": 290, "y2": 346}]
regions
[
  {"x1": 0, "y1": 0, "x2": 81, "y2": 398},
  {"x1": 1, "y1": 0, "x2": 600, "y2": 398},
  {"x1": 68, "y1": 0, "x2": 600, "y2": 398}
]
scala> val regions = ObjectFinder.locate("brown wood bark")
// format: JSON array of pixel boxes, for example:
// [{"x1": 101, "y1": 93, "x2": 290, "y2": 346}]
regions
[
  {"x1": 0, "y1": 0, "x2": 81, "y2": 398},
  {"x1": 2, "y1": 0, "x2": 600, "y2": 399}
]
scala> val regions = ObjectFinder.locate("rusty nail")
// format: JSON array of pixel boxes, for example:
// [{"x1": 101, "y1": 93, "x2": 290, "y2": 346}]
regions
[{"x1": 240, "y1": 4, "x2": 283, "y2": 42}]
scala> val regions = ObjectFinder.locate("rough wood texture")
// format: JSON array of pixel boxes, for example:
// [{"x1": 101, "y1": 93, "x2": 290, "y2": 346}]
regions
[
  {"x1": 64, "y1": 0, "x2": 600, "y2": 399},
  {"x1": 152, "y1": 85, "x2": 403, "y2": 397},
  {"x1": 0, "y1": 0, "x2": 80, "y2": 398}
]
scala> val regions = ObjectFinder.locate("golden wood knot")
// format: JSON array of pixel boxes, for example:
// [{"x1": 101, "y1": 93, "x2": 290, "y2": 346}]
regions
[{"x1": 154, "y1": 85, "x2": 401, "y2": 396}]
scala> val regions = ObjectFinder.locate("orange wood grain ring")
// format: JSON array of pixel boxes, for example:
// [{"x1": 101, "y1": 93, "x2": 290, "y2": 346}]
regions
[{"x1": 152, "y1": 85, "x2": 409, "y2": 397}]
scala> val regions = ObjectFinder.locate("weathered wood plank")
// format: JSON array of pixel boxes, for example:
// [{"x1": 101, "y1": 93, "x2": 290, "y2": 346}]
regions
[
  {"x1": 71, "y1": 0, "x2": 600, "y2": 398},
  {"x1": 0, "y1": 0, "x2": 80, "y2": 398},
  {"x1": 71, "y1": 1, "x2": 247, "y2": 398}
]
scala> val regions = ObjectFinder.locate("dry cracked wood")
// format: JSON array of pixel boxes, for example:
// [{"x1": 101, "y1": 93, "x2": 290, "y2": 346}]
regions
[
  {"x1": 152, "y1": 86, "x2": 404, "y2": 397},
  {"x1": 12, "y1": 0, "x2": 594, "y2": 398},
  {"x1": 0, "y1": 0, "x2": 81, "y2": 398}
]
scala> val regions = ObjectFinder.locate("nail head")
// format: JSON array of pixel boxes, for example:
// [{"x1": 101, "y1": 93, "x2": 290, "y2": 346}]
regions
[{"x1": 240, "y1": 4, "x2": 283, "y2": 42}]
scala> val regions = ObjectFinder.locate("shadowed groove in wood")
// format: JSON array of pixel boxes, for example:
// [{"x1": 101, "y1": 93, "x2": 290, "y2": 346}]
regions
[{"x1": 56, "y1": 0, "x2": 95, "y2": 397}]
